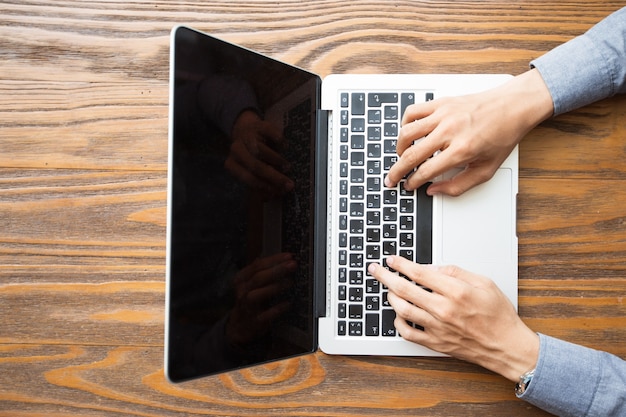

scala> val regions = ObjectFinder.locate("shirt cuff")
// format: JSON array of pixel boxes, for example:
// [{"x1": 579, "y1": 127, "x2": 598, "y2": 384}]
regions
[{"x1": 519, "y1": 334, "x2": 600, "y2": 415}]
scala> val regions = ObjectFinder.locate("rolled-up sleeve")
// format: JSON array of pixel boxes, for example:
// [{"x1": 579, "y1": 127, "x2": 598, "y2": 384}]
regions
[
  {"x1": 519, "y1": 334, "x2": 626, "y2": 416},
  {"x1": 530, "y1": 6, "x2": 626, "y2": 116}
]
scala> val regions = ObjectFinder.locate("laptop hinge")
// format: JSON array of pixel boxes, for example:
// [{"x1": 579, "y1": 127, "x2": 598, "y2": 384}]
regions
[{"x1": 314, "y1": 109, "x2": 330, "y2": 318}]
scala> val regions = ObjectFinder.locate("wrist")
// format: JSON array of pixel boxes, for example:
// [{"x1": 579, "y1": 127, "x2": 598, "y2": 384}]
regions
[
  {"x1": 494, "y1": 69, "x2": 554, "y2": 138},
  {"x1": 479, "y1": 321, "x2": 540, "y2": 383}
]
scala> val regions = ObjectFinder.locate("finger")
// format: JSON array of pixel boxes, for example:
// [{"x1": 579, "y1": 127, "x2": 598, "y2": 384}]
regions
[
  {"x1": 425, "y1": 164, "x2": 496, "y2": 196},
  {"x1": 229, "y1": 142, "x2": 294, "y2": 192},
  {"x1": 384, "y1": 256, "x2": 458, "y2": 296},
  {"x1": 368, "y1": 261, "x2": 433, "y2": 307},
  {"x1": 396, "y1": 114, "x2": 438, "y2": 156},
  {"x1": 401, "y1": 100, "x2": 437, "y2": 127},
  {"x1": 402, "y1": 145, "x2": 468, "y2": 191},
  {"x1": 386, "y1": 291, "x2": 432, "y2": 327},
  {"x1": 255, "y1": 140, "x2": 291, "y2": 173},
  {"x1": 393, "y1": 316, "x2": 429, "y2": 344},
  {"x1": 385, "y1": 136, "x2": 442, "y2": 188},
  {"x1": 257, "y1": 120, "x2": 285, "y2": 149}
]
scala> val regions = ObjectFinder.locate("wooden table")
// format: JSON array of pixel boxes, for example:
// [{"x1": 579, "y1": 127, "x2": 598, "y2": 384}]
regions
[{"x1": 2, "y1": 1, "x2": 625, "y2": 415}]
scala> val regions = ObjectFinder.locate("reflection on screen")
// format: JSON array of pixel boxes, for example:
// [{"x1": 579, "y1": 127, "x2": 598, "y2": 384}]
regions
[{"x1": 166, "y1": 27, "x2": 321, "y2": 382}]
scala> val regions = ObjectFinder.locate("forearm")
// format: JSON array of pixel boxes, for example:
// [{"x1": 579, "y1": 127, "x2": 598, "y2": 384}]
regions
[{"x1": 531, "y1": 6, "x2": 626, "y2": 116}]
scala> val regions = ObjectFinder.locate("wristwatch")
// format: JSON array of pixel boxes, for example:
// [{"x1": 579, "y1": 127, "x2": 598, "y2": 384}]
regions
[{"x1": 515, "y1": 369, "x2": 535, "y2": 396}]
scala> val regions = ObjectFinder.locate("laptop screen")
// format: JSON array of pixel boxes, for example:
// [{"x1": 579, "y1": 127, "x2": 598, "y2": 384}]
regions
[{"x1": 166, "y1": 27, "x2": 321, "y2": 382}]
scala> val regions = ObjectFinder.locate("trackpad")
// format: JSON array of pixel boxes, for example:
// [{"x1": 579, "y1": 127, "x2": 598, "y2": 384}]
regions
[{"x1": 440, "y1": 168, "x2": 514, "y2": 263}]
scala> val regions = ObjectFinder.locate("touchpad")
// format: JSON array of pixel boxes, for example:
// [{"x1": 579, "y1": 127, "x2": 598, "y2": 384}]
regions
[{"x1": 441, "y1": 168, "x2": 514, "y2": 263}]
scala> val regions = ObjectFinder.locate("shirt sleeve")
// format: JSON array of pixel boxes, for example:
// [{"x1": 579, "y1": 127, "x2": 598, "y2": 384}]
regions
[
  {"x1": 519, "y1": 334, "x2": 626, "y2": 416},
  {"x1": 530, "y1": 6, "x2": 626, "y2": 116}
]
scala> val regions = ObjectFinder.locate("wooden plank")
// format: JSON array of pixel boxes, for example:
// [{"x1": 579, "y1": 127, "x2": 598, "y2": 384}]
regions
[{"x1": 0, "y1": 344, "x2": 553, "y2": 416}]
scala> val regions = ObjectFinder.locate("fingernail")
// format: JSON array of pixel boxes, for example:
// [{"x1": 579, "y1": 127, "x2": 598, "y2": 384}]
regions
[
  {"x1": 368, "y1": 263, "x2": 377, "y2": 274},
  {"x1": 384, "y1": 176, "x2": 392, "y2": 187},
  {"x1": 386, "y1": 256, "x2": 395, "y2": 266}
]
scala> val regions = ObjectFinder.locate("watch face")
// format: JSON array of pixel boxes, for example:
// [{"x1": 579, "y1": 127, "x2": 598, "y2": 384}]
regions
[{"x1": 515, "y1": 369, "x2": 535, "y2": 396}]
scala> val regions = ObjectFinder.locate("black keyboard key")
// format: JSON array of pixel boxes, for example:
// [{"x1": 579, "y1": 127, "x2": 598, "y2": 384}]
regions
[
  {"x1": 338, "y1": 268, "x2": 347, "y2": 282},
  {"x1": 383, "y1": 156, "x2": 397, "y2": 170},
  {"x1": 350, "y1": 203, "x2": 364, "y2": 217},
  {"x1": 400, "y1": 215, "x2": 413, "y2": 230},
  {"x1": 349, "y1": 287, "x2": 363, "y2": 302},
  {"x1": 349, "y1": 321, "x2": 363, "y2": 336},
  {"x1": 382, "y1": 309, "x2": 396, "y2": 336},
  {"x1": 383, "y1": 206, "x2": 397, "y2": 222},
  {"x1": 349, "y1": 304, "x2": 363, "y2": 319},
  {"x1": 368, "y1": 92, "x2": 398, "y2": 107},
  {"x1": 340, "y1": 127, "x2": 348, "y2": 142},
  {"x1": 400, "y1": 232, "x2": 413, "y2": 247},
  {"x1": 340, "y1": 162, "x2": 348, "y2": 177},
  {"x1": 367, "y1": 194, "x2": 380, "y2": 209},
  {"x1": 366, "y1": 295, "x2": 380, "y2": 309},
  {"x1": 383, "y1": 223, "x2": 397, "y2": 239},
  {"x1": 400, "y1": 199, "x2": 414, "y2": 213},
  {"x1": 367, "y1": 126, "x2": 381, "y2": 141},
  {"x1": 340, "y1": 92, "x2": 349, "y2": 107},
  {"x1": 426, "y1": 92, "x2": 435, "y2": 101},
  {"x1": 351, "y1": 93, "x2": 365, "y2": 115},
  {"x1": 351, "y1": 118, "x2": 365, "y2": 132},
  {"x1": 340, "y1": 145, "x2": 348, "y2": 160},
  {"x1": 350, "y1": 186, "x2": 364, "y2": 199},
  {"x1": 366, "y1": 244, "x2": 380, "y2": 259},
  {"x1": 339, "y1": 250, "x2": 347, "y2": 265},
  {"x1": 383, "y1": 189, "x2": 397, "y2": 204},
  {"x1": 338, "y1": 321, "x2": 346, "y2": 335},
  {"x1": 351, "y1": 134, "x2": 365, "y2": 149},
  {"x1": 349, "y1": 253, "x2": 363, "y2": 268},
  {"x1": 366, "y1": 177, "x2": 381, "y2": 192},
  {"x1": 383, "y1": 139, "x2": 396, "y2": 153},
  {"x1": 368, "y1": 109, "x2": 382, "y2": 124},
  {"x1": 366, "y1": 313, "x2": 380, "y2": 336},
  {"x1": 350, "y1": 219, "x2": 364, "y2": 234},
  {"x1": 399, "y1": 249, "x2": 414, "y2": 262},
  {"x1": 366, "y1": 228, "x2": 380, "y2": 242},
  {"x1": 351, "y1": 168, "x2": 364, "y2": 183},
  {"x1": 350, "y1": 236, "x2": 363, "y2": 250},
  {"x1": 366, "y1": 211, "x2": 380, "y2": 226},
  {"x1": 367, "y1": 143, "x2": 381, "y2": 158},
  {"x1": 350, "y1": 270, "x2": 364, "y2": 284},
  {"x1": 351, "y1": 152, "x2": 365, "y2": 166},
  {"x1": 384, "y1": 123, "x2": 398, "y2": 137},
  {"x1": 340, "y1": 110, "x2": 349, "y2": 125},
  {"x1": 340, "y1": 180, "x2": 348, "y2": 194},
  {"x1": 339, "y1": 197, "x2": 347, "y2": 212},
  {"x1": 384, "y1": 105, "x2": 399, "y2": 120},
  {"x1": 383, "y1": 241, "x2": 397, "y2": 255},
  {"x1": 338, "y1": 303, "x2": 346, "y2": 318},
  {"x1": 367, "y1": 160, "x2": 381, "y2": 175},
  {"x1": 416, "y1": 183, "x2": 433, "y2": 263},
  {"x1": 339, "y1": 232, "x2": 347, "y2": 247},
  {"x1": 366, "y1": 281, "x2": 380, "y2": 295},
  {"x1": 338, "y1": 285, "x2": 347, "y2": 300},
  {"x1": 401, "y1": 92, "x2": 415, "y2": 116}
]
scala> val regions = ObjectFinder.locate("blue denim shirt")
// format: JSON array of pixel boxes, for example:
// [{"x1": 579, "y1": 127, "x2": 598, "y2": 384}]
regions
[
  {"x1": 531, "y1": 6, "x2": 626, "y2": 116},
  {"x1": 521, "y1": 334, "x2": 626, "y2": 416},
  {"x1": 522, "y1": 7, "x2": 626, "y2": 416}
]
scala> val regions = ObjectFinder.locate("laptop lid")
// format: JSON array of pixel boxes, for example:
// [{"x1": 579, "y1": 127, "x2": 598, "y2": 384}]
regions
[{"x1": 165, "y1": 26, "x2": 322, "y2": 382}]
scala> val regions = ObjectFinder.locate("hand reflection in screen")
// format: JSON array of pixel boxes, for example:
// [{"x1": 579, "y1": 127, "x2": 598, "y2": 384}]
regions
[
  {"x1": 225, "y1": 252, "x2": 297, "y2": 348},
  {"x1": 226, "y1": 110, "x2": 294, "y2": 197}
]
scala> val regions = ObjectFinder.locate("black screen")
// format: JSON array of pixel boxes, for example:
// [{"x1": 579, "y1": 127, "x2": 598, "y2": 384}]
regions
[{"x1": 166, "y1": 27, "x2": 321, "y2": 382}]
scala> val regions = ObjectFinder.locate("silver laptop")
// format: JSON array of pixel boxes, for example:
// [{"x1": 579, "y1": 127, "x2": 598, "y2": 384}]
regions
[{"x1": 165, "y1": 26, "x2": 518, "y2": 382}]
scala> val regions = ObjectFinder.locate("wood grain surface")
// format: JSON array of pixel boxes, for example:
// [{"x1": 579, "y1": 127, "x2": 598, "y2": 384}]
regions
[{"x1": 1, "y1": 1, "x2": 625, "y2": 415}]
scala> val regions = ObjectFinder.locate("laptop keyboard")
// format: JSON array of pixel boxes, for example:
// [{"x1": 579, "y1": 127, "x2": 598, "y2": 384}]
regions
[{"x1": 335, "y1": 90, "x2": 434, "y2": 338}]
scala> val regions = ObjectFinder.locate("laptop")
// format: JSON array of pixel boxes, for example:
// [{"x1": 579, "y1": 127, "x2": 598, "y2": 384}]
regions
[{"x1": 165, "y1": 25, "x2": 518, "y2": 382}]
